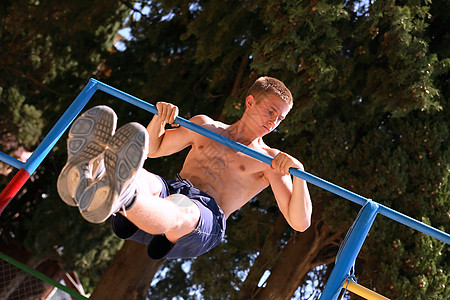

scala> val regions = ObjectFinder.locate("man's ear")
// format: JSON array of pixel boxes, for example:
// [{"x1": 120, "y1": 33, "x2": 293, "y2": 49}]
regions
[{"x1": 245, "y1": 95, "x2": 255, "y2": 108}]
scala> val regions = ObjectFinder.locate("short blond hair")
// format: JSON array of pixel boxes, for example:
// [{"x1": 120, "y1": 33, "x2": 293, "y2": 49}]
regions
[{"x1": 246, "y1": 77, "x2": 293, "y2": 107}]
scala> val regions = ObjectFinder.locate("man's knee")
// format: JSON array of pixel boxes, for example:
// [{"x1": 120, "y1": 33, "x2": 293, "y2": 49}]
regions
[
  {"x1": 166, "y1": 194, "x2": 195, "y2": 207},
  {"x1": 165, "y1": 194, "x2": 200, "y2": 238},
  {"x1": 166, "y1": 194, "x2": 201, "y2": 226},
  {"x1": 136, "y1": 169, "x2": 164, "y2": 197}
]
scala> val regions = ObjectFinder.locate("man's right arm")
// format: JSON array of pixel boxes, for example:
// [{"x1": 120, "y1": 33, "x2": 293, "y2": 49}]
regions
[{"x1": 146, "y1": 102, "x2": 208, "y2": 158}]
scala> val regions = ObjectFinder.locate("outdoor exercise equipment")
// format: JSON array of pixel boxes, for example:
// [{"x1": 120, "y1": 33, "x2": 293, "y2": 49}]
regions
[{"x1": 1, "y1": 79, "x2": 449, "y2": 299}]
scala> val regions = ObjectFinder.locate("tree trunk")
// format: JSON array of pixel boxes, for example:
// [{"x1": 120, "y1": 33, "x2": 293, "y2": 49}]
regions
[
  {"x1": 91, "y1": 240, "x2": 164, "y2": 300},
  {"x1": 236, "y1": 214, "x2": 287, "y2": 299},
  {"x1": 230, "y1": 51, "x2": 251, "y2": 97},
  {"x1": 254, "y1": 220, "x2": 333, "y2": 300}
]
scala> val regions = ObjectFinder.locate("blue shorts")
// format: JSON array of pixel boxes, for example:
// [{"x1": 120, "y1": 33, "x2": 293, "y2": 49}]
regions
[{"x1": 112, "y1": 175, "x2": 226, "y2": 260}]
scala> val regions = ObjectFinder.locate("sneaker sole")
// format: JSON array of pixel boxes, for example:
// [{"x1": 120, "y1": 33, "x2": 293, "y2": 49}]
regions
[
  {"x1": 57, "y1": 106, "x2": 117, "y2": 206},
  {"x1": 79, "y1": 122, "x2": 149, "y2": 223}
]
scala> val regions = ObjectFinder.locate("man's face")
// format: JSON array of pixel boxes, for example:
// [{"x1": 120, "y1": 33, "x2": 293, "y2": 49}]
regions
[{"x1": 247, "y1": 94, "x2": 291, "y2": 136}]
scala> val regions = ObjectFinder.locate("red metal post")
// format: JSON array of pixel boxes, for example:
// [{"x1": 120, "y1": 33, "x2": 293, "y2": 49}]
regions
[{"x1": 0, "y1": 168, "x2": 31, "y2": 214}]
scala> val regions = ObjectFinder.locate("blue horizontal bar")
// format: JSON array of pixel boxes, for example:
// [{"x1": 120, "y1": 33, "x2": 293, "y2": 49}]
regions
[
  {"x1": 0, "y1": 151, "x2": 24, "y2": 170},
  {"x1": 378, "y1": 204, "x2": 449, "y2": 244},
  {"x1": 92, "y1": 79, "x2": 450, "y2": 245},
  {"x1": 23, "y1": 80, "x2": 98, "y2": 174},
  {"x1": 94, "y1": 79, "x2": 158, "y2": 115}
]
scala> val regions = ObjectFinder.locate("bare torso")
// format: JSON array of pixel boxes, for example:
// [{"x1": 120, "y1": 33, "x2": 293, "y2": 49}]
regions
[
  {"x1": 147, "y1": 95, "x2": 312, "y2": 233},
  {"x1": 179, "y1": 120, "x2": 275, "y2": 218}
]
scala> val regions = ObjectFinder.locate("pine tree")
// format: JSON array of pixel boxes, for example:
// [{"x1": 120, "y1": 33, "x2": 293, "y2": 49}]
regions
[
  {"x1": 108, "y1": 0, "x2": 447, "y2": 299},
  {"x1": 1, "y1": 0, "x2": 448, "y2": 298},
  {"x1": 0, "y1": 0, "x2": 132, "y2": 294}
]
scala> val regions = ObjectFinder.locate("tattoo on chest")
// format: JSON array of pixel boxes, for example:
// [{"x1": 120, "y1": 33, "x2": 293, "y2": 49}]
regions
[{"x1": 195, "y1": 140, "x2": 236, "y2": 180}]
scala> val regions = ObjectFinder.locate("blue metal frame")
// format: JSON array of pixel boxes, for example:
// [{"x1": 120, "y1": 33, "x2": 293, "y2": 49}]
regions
[
  {"x1": 319, "y1": 201, "x2": 380, "y2": 299},
  {"x1": 21, "y1": 81, "x2": 98, "y2": 174},
  {"x1": 92, "y1": 78, "x2": 449, "y2": 244},
  {"x1": 1, "y1": 78, "x2": 449, "y2": 298},
  {"x1": 0, "y1": 152, "x2": 24, "y2": 170}
]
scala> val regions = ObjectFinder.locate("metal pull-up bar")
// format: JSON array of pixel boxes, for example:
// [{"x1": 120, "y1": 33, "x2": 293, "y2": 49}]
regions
[
  {"x1": 1, "y1": 78, "x2": 448, "y2": 244},
  {"x1": 90, "y1": 78, "x2": 449, "y2": 245},
  {"x1": 92, "y1": 78, "x2": 448, "y2": 300},
  {"x1": 0, "y1": 78, "x2": 448, "y2": 300}
]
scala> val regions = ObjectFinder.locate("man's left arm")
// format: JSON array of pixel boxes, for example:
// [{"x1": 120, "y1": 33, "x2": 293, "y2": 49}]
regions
[{"x1": 267, "y1": 151, "x2": 312, "y2": 232}]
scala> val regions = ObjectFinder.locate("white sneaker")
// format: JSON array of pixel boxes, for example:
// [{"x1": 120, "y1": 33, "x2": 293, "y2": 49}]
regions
[
  {"x1": 78, "y1": 122, "x2": 149, "y2": 224},
  {"x1": 57, "y1": 106, "x2": 117, "y2": 206}
]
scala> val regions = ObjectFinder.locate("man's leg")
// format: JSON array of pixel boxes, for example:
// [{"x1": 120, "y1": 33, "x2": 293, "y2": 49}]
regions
[
  {"x1": 75, "y1": 121, "x2": 201, "y2": 242},
  {"x1": 123, "y1": 169, "x2": 201, "y2": 244}
]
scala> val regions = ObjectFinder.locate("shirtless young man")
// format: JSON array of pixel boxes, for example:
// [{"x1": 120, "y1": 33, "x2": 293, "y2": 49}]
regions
[{"x1": 57, "y1": 77, "x2": 312, "y2": 260}]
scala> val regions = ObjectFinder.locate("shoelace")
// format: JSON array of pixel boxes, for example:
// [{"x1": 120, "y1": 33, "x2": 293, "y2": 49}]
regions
[
  {"x1": 81, "y1": 159, "x2": 105, "y2": 185},
  {"x1": 81, "y1": 163, "x2": 92, "y2": 179}
]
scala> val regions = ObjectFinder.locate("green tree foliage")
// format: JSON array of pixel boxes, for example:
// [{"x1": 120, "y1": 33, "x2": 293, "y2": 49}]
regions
[
  {"x1": 0, "y1": 0, "x2": 132, "y2": 159},
  {"x1": 0, "y1": 0, "x2": 132, "y2": 293},
  {"x1": 1, "y1": 0, "x2": 448, "y2": 298},
  {"x1": 108, "y1": 0, "x2": 447, "y2": 299},
  {"x1": 0, "y1": 86, "x2": 44, "y2": 151}
]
